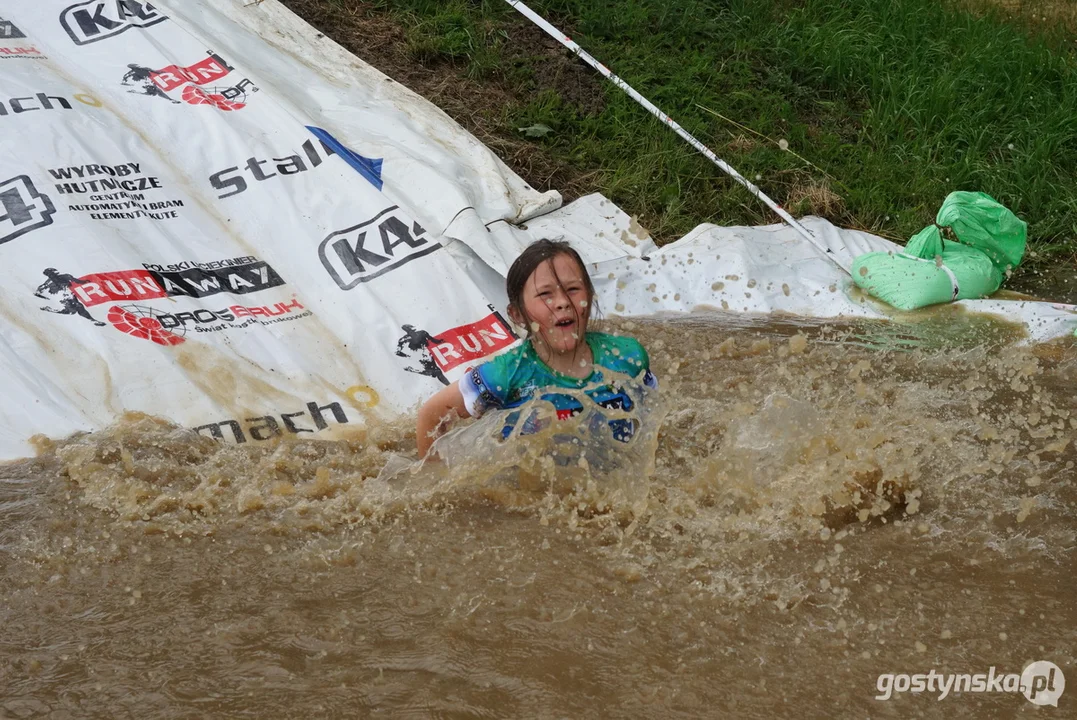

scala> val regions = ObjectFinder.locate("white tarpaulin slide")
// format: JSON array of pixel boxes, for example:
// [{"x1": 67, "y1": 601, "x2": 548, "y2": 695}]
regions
[{"x1": 0, "y1": 0, "x2": 1074, "y2": 461}]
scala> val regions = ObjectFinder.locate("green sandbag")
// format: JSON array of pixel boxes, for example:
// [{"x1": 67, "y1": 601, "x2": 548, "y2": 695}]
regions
[
  {"x1": 852, "y1": 192, "x2": 1026, "y2": 311},
  {"x1": 851, "y1": 241, "x2": 1002, "y2": 311}
]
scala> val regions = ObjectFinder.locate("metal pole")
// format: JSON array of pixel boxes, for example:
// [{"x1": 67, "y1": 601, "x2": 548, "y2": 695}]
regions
[{"x1": 503, "y1": 0, "x2": 846, "y2": 272}]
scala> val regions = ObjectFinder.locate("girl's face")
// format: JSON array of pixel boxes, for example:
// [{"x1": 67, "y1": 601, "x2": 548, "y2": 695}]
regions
[{"x1": 513, "y1": 254, "x2": 591, "y2": 356}]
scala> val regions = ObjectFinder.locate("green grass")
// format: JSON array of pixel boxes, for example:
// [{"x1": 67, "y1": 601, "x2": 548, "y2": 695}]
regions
[{"x1": 317, "y1": 0, "x2": 1077, "y2": 264}]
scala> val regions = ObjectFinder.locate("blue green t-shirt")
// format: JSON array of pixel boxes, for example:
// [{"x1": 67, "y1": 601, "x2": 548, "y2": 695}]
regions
[{"x1": 459, "y1": 332, "x2": 657, "y2": 442}]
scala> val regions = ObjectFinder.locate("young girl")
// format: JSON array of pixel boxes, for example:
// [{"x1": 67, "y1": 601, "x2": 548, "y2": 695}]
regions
[{"x1": 416, "y1": 239, "x2": 657, "y2": 457}]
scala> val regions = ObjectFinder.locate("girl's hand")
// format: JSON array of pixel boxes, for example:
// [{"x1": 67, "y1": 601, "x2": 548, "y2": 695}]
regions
[{"x1": 416, "y1": 381, "x2": 469, "y2": 458}]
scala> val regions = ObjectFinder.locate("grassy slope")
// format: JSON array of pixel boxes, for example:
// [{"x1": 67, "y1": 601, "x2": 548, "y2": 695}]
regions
[{"x1": 301, "y1": 0, "x2": 1076, "y2": 268}]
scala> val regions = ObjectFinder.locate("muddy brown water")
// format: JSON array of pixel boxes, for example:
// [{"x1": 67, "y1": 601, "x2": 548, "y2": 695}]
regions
[{"x1": 1, "y1": 314, "x2": 1075, "y2": 719}]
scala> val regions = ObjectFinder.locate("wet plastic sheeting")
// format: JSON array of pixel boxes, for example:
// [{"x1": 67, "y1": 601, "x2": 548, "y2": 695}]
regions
[{"x1": 0, "y1": 0, "x2": 1073, "y2": 460}]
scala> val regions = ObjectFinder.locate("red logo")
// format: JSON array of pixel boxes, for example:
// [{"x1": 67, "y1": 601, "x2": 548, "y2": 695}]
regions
[
  {"x1": 429, "y1": 312, "x2": 516, "y2": 373},
  {"x1": 74, "y1": 269, "x2": 166, "y2": 307},
  {"x1": 0, "y1": 46, "x2": 42, "y2": 57},
  {"x1": 180, "y1": 85, "x2": 245, "y2": 111},
  {"x1": 103, "y1": 299, "x2": 308, "y2": 345},
  {"x1": 122, "y1": 52, "x2": 256, "y2": 111},
  {"x1": 107, "y1": 305, "x2": 185, "y2": 346},
  {"x1": 61, "y1": 258, "x2": 284, "y2": 309},
  {"x1": 150, "y1": 54, "x2": 231, "y2": 92}
]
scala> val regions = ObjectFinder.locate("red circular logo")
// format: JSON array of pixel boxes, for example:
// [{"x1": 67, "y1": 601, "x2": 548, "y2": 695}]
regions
[{"x1": 107, "y1": 305, "x2": 185, "y2": 345}]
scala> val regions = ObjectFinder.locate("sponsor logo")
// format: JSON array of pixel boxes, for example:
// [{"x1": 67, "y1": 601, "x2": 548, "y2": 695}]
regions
[
  {"x1": 306, "y1": 126, "x2": 384, "y2": 191},
  {"x1": 122, "y1": 51, "x2": 256, "y2": 111},
  {"x1": 33, "y1": 257, "x2": 298, "y2": 340},
  {"x1": 210, "y1": 130, "x2": 385, "y2": 199},
  {"x1": 396, "y1": 309, "x2": 517, "y2": 385},
  {"x1": 319, "y1": 206, "x2": 440, "y2": 289},
  {"x1": 194, "y1": 400, "x2": 350, "y2": 444},
  {"x1": 395, "y1": 325, "x2": 450, "y2": 386},
  {"x1": 148, "y1": 52, "x2": 233, "y2": 92},
  {"x1": 48, "y1": 161, "x2": 183, "y2": 221},
  {"x1": 60, "y1": 0, "x2": 166, "y2": 46},
  {"x1": 0, "y1": 176, "x2": 56, "y2": 245},
  {"x1": 210, "y1": 138, "x2": 339, "y2": 199},
  {"x1": 0, "y1": 45, "x2": 44, "y2": 60},
  {"x1": 107, "y1": 304, "x2": 182, "y2": 345},
  {"x1": 0, "y1": 15, "x2": 27, "y2": 39},
  {"x1": 106, "y1": 299, "x2": 309, "y2": 345},
  {"x1": 0, "y1": 13, "x2": 46, "y2": 59},
  {"x1": 71, "y1": 257, "x2": 286, "y2": 306},
  {"x1": 35, "y1": 268, "x2": 109, "y2": 327},
  {"x1": 0, "y1": 92, "x2": 101, "y2": 116}
]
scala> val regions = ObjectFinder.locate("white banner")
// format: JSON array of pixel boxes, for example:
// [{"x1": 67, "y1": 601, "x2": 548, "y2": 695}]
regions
[
  {"x1": 0, "y1": 0, "x2": 552, "y2": 458},
  {"x1": 1, "y1": 1, "x2": 1073, "y2": 460}
]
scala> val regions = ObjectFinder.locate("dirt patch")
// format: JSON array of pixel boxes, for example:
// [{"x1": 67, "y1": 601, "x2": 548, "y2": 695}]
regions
[
  {"x1": 279, "y1": 0, "x2": 605, "y2": 200},
  {"x1": 506, "y1": 27, "x2": 607, "y2": 117},
  {"x1": 726, "y1": 134, "x2": 760, "y2": 153},
  {"x1": 960, "y1": 0, "x2": 1077, "y2": 38},
  {"x1": 785, "y1": 178, "x2": 846, "y2": 218}
]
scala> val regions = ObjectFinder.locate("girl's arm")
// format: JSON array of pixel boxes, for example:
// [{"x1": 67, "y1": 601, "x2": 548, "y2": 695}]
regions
[{"x1": 416, "y1": 380, "x2": 470, "y2": 458}]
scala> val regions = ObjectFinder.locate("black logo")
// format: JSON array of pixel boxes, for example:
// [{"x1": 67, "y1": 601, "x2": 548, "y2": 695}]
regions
[
  {"x1": 34, "y1": 268, "x2": 106, "y2": 326},
  {"x1": 148, "y1": 299, "x2": 306, "y2": 330},
  {"x1": 121, "y1": 62, "x2": 180, "y2": 104},
  {"x1": 60, "y1": 0, "x2": 166, "y2": 46},
  {"x1": 195, "y1": 401, "x2": 350, "y2": 444},
  {"x1": 210, "y1": 138, "x2": 338, "y2": 199},
  {"x1": 319, "y1": 206, "x2": 440, "y2": 289},
  {"x1": 0, "y1": 92, "x2": 101, "y2": 116},
  {"x1": 141, "y1": 259, "x2": 286, "y2": 299},
  {"x1": 395, "y1": 325, "x2": 449, "y2": 385},
  {"x1": 0, "y1": 175, "x2": 55, "y2": 245},
  {"x1": 0, "y1": 14, "x2": 27, "y2": 39},
  {"x1": 33, "y1": 257, "x2": 286, "y2": 314}
]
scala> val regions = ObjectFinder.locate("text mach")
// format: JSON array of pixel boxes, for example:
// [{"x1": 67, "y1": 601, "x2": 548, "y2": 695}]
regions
[
  {"x1": 209, "y1": 138, "x2": 339, "y2": 199},
  {"x1": 0, "y1": 92, "x2": 100, "y2": 116},
  {"x1": 195, "y1": 400, "x2": 349, "y2": 443}
]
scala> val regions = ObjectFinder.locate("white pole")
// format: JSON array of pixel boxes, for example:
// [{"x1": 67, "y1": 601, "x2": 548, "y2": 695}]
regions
[{"x1": 503, "y1": 0, "x2": 846, "y2": 272}]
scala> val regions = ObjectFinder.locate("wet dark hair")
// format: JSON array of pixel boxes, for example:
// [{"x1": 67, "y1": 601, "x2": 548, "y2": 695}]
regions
[{"x1": 506, "y1": 239, "x2": 599, "y2": 339}]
